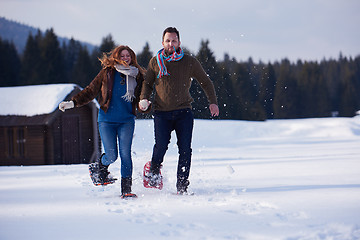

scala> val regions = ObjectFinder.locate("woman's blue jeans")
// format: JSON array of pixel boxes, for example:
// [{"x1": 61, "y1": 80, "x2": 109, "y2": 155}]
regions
[
  {"x1": 98, "y1": 121, "x2": 135, "y2": 178},
  {"x1": 151, "y1": 109, "x2": 194, "y2": 182}
]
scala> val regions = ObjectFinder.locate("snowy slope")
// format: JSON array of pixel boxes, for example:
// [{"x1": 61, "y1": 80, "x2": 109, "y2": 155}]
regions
[{"x1": 1, "y1": 117, "x2": 360, "y2": 240}]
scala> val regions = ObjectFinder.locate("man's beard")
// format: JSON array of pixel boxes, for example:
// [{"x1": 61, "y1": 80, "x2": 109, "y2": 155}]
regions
[{"x1": 165, "y1": 46, "x2": 178, "y2": 56}]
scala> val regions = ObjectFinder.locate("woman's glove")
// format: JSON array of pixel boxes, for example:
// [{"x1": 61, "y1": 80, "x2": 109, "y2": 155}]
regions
[{"x1": 59, "y1": 101, "x2": 74, "y2": 112}]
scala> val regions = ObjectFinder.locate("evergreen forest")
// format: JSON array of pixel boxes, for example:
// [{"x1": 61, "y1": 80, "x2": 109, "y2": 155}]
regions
[{"x1": 1, "y1": 28, "x2": 359, "y2": 120}]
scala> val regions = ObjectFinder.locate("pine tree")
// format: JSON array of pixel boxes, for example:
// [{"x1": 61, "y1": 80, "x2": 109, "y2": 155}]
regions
[
  {"x1": 63, "y1": 38, "x2": 82, "y2": 83},
  {"x1": 321, "y1": 59, "x2": 341, "y2": 115},
  {"x1": 0, "y1": 37, "x2": 21, "y2": 86},
  {"x1": 72, "y1": 46, "x2": 94, "y2": 88},
  {"x1": 91, "y1": 34, "x2": 116, "y2": 73},
  {"x1": 259, "y1": 63, "x2": 276, "y2": 119},
  {"x1": 40, "y1": 28, "x2": 65, "y2": 84},
  {"x1": 298, "y1": 61, "x2": 331, "y2": 117},
  {"x1": 339, "y1": 57, "x2": 360, "y2": 116},
  {"x1": 193, "y1": 39, "x2": 218, "y2": 119},
  {"x1": 99, "y1": 34, "x2": 116, "y2": 53},
  {"x1": 218, "y1": 55, "x2": 236, "y2": 119},
  {"x1": 137, "y1": 42, "x2": 153, "y2": 69},
  {"x1": 273, "y1": 59, "x2": 299, "y2": 119},
  {"x1": 231, "y1": 62, "x2": 266, "y2": 120},
  {"x1": 20, "y1": 31, "x2": 42, "y2": 85}
]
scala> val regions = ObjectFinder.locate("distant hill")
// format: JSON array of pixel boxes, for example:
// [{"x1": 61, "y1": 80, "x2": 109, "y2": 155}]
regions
[{"x1": 0, "y1": 17, "x2": 96, "y2": 54}]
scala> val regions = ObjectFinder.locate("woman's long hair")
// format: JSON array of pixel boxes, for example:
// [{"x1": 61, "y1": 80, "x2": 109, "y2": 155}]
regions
[{"x1": 99, "y1": 45, "x2": 145, "y2": 74}]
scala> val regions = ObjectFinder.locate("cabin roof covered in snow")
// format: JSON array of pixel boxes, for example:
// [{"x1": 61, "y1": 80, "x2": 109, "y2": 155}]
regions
[{"x1": 0, "y1": 84, "x2": 78, "y2": 117}]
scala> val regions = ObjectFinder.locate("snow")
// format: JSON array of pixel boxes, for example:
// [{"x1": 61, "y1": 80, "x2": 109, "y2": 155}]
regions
[
  {"x1": 1, "y1": 117, "x2": 360, "y2": 240},
  {"x1": 0, "y1": 84, "x2": 77, "y2": 116}
]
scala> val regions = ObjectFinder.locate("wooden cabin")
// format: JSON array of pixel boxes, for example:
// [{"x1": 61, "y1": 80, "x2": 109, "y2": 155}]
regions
[{"x1": 0, "y1": 84, "x2": 100, "y2": 166}]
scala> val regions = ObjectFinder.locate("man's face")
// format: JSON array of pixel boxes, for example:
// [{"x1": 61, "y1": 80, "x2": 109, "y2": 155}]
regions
[{"x1": 162, "y1": 32, "x2": 180, "y2": 55}]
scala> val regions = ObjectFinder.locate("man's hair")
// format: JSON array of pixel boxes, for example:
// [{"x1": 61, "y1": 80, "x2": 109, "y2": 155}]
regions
[{"x1": 162, "y1": 27, "x2": 180, "y2": 41}]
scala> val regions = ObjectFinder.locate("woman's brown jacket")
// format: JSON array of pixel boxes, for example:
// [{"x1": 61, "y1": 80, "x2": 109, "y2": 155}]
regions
[{"x1": 71, "y1": 67, "x2": 147, "y2": 115}]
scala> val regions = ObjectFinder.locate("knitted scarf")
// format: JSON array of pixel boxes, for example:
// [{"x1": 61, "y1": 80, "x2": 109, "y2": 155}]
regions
[
  {"x1": 114, "y1": 64, "x2": 138, "y2": 102},
  {"x1": 156, "y1": 47, "x2": 184, "y2": 78}
]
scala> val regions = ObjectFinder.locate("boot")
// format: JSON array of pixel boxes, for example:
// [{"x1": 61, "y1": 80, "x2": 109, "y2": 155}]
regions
[
  {"x1": 98, "y1": 153, "x2": 118, "y2": 183},
  {"x1": 121, "y1": 177, "x2": 137, "y2": 199},
  {"x1": 150, "y1": 162, "x2": 161, "y2": 175},
  {"x1": 148, "y1": 162, "x2": 163, "y2": 187},
  {"x1": 98, "y1": 155, "x2": 110, "y2": 182},
  {"x1": 176, "y1": 178, "x2": 190, "y2": 195},
  {"x1": 89, "y1": 153, "x2": 117, "y2": 186}
]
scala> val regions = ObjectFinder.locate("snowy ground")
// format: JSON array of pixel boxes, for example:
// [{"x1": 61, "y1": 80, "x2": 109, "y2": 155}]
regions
[{"x1": 1, "y1": 117, "x2": 360, "y2": 240}]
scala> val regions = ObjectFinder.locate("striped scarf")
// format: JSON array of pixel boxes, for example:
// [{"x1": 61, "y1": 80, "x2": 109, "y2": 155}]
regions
[{"x1": 156, "y1": 47, "x2": 184, "y2": 78}]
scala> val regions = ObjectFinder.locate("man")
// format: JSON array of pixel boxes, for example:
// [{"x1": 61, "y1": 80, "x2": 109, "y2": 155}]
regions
[{"x1": 139, "y1": 27, "x2": 219, "y2": 194}]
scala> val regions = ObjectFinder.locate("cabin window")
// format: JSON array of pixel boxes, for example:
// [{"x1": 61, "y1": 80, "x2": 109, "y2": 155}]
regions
[
  {"x1": 17, "y1": 128, "x2": 25, "y2": 157},
  {"x1": 7, "y1": 128, "x2": 14, "y2": 158},
  {"x1": 6, "y1": 127, "x2": 26, "y2": 158}
]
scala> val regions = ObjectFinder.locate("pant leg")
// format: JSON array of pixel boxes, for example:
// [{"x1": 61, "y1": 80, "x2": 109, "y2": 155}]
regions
[
  {"x1": 151, "y1": 111, "x2": 173, "y2": 173},
  {"x1": 118, "y1": 121, "x2": 135, "y2": 178},
  {"x1": 174, "y1": 109, "x2": 194, "y2": 182},
  {"x1": 98, "y1": 122, "x2": 118, "y2": 166}
]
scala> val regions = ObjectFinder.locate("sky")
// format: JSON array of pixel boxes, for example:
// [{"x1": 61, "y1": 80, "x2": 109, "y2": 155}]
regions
[{"x1": 1, "y1": 0, "x2": 359, "y2": 63}]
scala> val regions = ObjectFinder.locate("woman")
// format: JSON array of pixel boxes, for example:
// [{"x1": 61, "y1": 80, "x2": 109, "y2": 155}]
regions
[{"x1": 59, "y1": 45, "x2": 147, "y2": 199}]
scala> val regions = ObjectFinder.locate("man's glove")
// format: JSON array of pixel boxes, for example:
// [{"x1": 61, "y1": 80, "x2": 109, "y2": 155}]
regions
[{"x1": 139, "y1": 99, "x2": 151, "y2": 111}]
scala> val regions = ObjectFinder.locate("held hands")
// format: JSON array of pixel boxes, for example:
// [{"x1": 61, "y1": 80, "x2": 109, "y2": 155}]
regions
[
  {"x1": 139, "y1": 99, "x2": 151, "y2": 111},
  {"x1": 209, "y1": 104, "x2": 219, "y2": 117},
  {"x1": 59, "y1": 101, "x2": 74, "y2": 112}
]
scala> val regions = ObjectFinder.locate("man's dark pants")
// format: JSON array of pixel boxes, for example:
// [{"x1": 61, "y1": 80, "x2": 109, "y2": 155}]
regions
[{"x1": 150, "y1": 108, "x2": 194, "y2": 190}]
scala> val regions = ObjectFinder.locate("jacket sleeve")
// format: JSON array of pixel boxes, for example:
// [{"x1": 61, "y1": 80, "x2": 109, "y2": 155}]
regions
[
  {"x1": 71, "y1": 69, "x2": 104, "y2": 107},
  {"x1": 134, "y1": 71, "x2": 152, "y2": 114},
  {"x1": 191, "y1": 58, "x2": 218, "y2": 105},
  {"x1": 140, "y1": 57, "x2": 157, "y2": 100}
]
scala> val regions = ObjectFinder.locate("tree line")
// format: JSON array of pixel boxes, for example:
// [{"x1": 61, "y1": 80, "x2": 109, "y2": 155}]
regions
[{"x1": 1, "y1": 28, "x2": 359, "y2": 120}]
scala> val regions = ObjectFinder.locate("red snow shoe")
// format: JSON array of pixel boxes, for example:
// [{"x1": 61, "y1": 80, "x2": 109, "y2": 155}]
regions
[{"x1": 143, "y1": 161, "x2": 163, "y2": 190}]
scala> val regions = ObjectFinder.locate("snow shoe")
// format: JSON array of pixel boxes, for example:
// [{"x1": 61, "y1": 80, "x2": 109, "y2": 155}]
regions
[
  {"x1": 120, "y1": 193, "x2": 138, "y2": 199},
  {"x1": 174, "y1": 191, "x2": 195, "y2": 196},
  {"x1": 177, "y1": 189, "x2": 188, "y2": 195},
  {"x1": 143, "y1": 161, "x2": 163, "y2": 190},
  {"x1": 89, "y1": 154, "x2": 117, "y2": 186}
]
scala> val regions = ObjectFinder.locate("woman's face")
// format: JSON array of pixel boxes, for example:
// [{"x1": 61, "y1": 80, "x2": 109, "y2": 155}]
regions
[{"x1": 120, "y1": 49, "x2": 131, "y2": 65}]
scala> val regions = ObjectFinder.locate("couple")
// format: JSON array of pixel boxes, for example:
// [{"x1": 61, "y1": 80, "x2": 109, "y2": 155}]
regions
[{"x1": 59, "y1": 27, "x2": 219, "y2": 198}]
